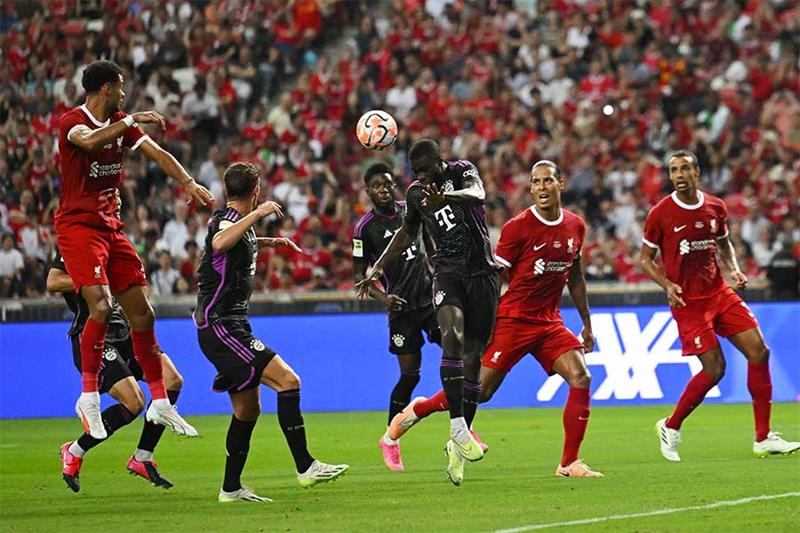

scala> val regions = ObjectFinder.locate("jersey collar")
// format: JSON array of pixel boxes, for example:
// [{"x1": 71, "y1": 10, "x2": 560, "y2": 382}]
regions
[
  {"x1": 79, "y1": 104, "x2": 111, "y2": 127},
  {"x1": 530, "y1": 205, "x2": 563, "y2": 226},
  {"x1": 670, "y1": 190, "x2": 704, "y2": 210}
]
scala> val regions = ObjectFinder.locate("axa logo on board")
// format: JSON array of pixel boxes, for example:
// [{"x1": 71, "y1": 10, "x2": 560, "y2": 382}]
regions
[{"x1": 536, "y1": 312, "x2": 721, "y2": 401}]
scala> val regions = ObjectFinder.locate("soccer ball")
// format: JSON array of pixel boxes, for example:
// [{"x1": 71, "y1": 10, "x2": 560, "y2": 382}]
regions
[{"x1": 356, "y1": 110, "x2": 398, "y2": 150}]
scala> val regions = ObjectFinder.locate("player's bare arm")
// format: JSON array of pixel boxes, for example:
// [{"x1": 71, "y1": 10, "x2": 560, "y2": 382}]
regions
[
  {"x1": 355, "y1": 220, "x2": 418, "y2": 299},
  {"x1": 139, "y1": 138, "x2": 214, "y2": 206},
  {"x1": 67, "y1": 111, "x2": 165, "y2": 153},
  {"x1": 717, "y1": 235, "x2": 747, "y2": 289},
  {"x1": 640, "y1": 244, "x2": 686, "y2": 308},
  {"x1": 566, "y1": 257, "x2": 594, "y2": 352},
  {"x1": 46, "y1": 267, "x2": 74, "y2": 293},
  {"x1": 257, "y1": 237, "x2": 302, "y2": 253},
  {"x1": 423, "y1": 176, "x2": 485, "y2": 207},
  {"x1": 212, "y1": 201, "x2": 283, "y2": 253},
  {"x1": 352, "y1": 255, "x2": 406, "y2": 311}
]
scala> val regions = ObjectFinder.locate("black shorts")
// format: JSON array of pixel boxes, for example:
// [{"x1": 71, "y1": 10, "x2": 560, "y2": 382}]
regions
[
  {"x1": 197, "y1": 320, "x2": 276, "y2": 393},
  {"x1": 432, "y1": 271, "x2": 500, "y2": 347},
  {"x1": 71, "y1": 336, "x2": 143, "y2": 394},
  {"x1": 388, "y1": 305, "x2": 441, "y2": 355}
]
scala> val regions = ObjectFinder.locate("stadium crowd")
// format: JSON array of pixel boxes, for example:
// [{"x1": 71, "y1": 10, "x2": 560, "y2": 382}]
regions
[{"x1": 1, "y1": 0, "x2": 799, "y2": 299}]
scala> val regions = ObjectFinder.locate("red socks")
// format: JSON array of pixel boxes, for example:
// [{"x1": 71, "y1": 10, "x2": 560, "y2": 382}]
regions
[
  {"x1": 747, "y1": 362, "x2": 772, "y2": 442},
  {"x1": 80, "y1": 317, "x2": 108, "y2": 392},
  {"x1": 666, "y1": 370, "x2": 716, "y2": 430},
  {"x1": 561, "y1": 387, "x2": 590, "y2": 467},
  {"x1": 131, "y1": 329, "x2": 166, "y2": 400},
  {"x1": 413, "y1": 389, "x2": 449, "y2": 419}
]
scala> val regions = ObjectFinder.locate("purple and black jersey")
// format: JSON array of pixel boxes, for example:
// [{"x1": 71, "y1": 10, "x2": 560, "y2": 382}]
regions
[
  {"x1": 353, "y1": 201, "x2": 433, "y2": 318},
  {"x1": 194, "y1": 207, "x2": 258, "y2": 328},
  {"x1": 404, "y1": 160, "x2": 496, "y2": 277},
  {"x1": 51, "y1": 248, "x2": 130, "y2": 342}
]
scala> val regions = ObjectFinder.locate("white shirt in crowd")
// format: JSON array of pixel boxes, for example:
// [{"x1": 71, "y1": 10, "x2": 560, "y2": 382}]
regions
[{"x1": 0, "y1": 247, "x2": 24, "y2": 277}]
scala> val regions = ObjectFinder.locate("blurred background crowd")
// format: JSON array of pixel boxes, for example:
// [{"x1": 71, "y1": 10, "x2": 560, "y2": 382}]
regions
[{"x1": 1, "y1": 0, "x2": 799, "y2": 299}]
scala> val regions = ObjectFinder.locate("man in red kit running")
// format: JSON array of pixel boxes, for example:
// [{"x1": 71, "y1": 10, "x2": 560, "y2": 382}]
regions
[
  {"x1": 388, "y1": 160, "x2": 603, "y2": 478},
  {"x1": 56, "y1": 60, "x2": 213, "y2": 439},
  {"x1": 641, "y1": 150, "x2": 799, "y2": 462}
]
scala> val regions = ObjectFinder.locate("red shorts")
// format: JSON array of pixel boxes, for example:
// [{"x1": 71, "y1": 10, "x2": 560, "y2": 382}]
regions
[
  {"x1": 57, "y1": 223, "x2": 147, "y2": 294},
  {"x1": 482, "y1": 317, "x2": 584, "y2": 375},
  {"x1": 672, "y1": 288, "x2": 759, "y2": 355}
]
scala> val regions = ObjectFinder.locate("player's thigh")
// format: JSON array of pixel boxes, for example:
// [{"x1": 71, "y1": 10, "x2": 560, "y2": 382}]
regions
[
  {"x1": 261, "y1": 354, "x2": 301, "y2": 392},
  {"x1": 388, "y1": 313, "x2": 425, "y2": 356},
  {"x1": 432, "y1": 273, "x2": 467, "y2": 317},
  {"x1": 106, "y1": 231, "x2": 148, "y2": 296},
  {"x1": 463, "y1": 272, "x2": 500, "y2": 349},
  {"x1": 57, "y1": 226, "x2": 112, "y2": 291},
  {"x1": 421, "y1": 306, "x2": 442, "y2": 346},
  {"x1": 108, "y1": 376, "x2": 146, "y2": 415},
  {"x1": 551, "y1": 348, "x2": 591, "y2": 388},
  {"x1": 229, "y1": 386, "x2": 261, "y2": 422},
  {"x1": 115, "y1": 285, "x2": 154, "y2": 330},
  {"x1": 395, "y1": 352, "x2": 422, "y2": 374},
  {"x1": 728, "y1": 327, "x2": 769, "y2": 363},
  {"x1": 534, "y1": 325, "x2": 586, "y2": 378}
]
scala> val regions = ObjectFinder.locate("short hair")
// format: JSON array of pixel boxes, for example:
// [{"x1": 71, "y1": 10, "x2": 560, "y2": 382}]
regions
[
  {"x1": 82, "y1": 60, "x2": 123, "y2": 93},
  {"x1": 364, "y1": 162, "x2": 393, "y2": 185},
  {"x1": 668, "y1": 150, "x2": 699, "y2": 169},
  {"x1": 224, "y1": 162, "x2": 260, "y2": 199},
  {"x1": 531, "y1": 159, "x2": 561, "y2": 180},
  {"x1": 408, "y1": 139, "x2": 440, "y2": 162}
]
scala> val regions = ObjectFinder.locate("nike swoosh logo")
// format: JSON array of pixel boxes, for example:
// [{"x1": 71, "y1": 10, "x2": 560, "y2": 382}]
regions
[
  {"x1": 673, "y1": 225, "x2": 687, "y2": 232},
  {"x1": 533, "y1": 243, "x2": 546, "y2": 250}
]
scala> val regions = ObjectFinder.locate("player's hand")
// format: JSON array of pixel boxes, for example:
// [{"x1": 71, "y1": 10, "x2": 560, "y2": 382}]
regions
[
  {"x1": 355, "y1": 266, "x2": 383, "y2": 300},
  {"x1": 421, "y1": 183, "x2": 445, "y2": 207},
  {"x1": 269, "y1": 237, "x2": 302, "y2": 253},
  {"x1": 580, "y1": 325, "x2": 594, "y2": 353},
  {"x1": 255, "y1": 201, "x2": 283, "y2": 219},
  {"x1": 665, "y1": 282, "x2": 686, "y2": 308},
  {"x1": 132, "y1": 111, "x2": 166, "y2": 130},
  {"x1": 184, "y1": 180, "x2": 214, "y2": 206},
  {"x1": 731, "y1": 270, "x2": 748, "y2": 290},
  {"x1": 385, "y1": 294, "x2": 407, "y2": 312}
]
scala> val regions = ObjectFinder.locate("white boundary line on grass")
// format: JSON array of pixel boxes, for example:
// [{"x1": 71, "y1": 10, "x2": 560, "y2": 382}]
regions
[{"x1": 493, "y1": 492, "x2": 800, "y2": 532}]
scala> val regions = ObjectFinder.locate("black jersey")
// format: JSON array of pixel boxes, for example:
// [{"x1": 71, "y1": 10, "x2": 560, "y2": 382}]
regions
[
  {"x1": 353, "y1": 201, "x2": 433, "y2": 317},
  {"x1": 51, "y1": 249, "x2": 130, "y2": 342},
  {"x1": 194, "y1": 207, "x2": 258, "y2": 328},
  {"x1": 405, "y1": 160, "x2": 497, "y2": 276}
]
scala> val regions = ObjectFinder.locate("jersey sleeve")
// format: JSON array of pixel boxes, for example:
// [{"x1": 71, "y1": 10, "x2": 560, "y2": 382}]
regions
[
  {"x1": 352, "y1": 216, "x2": 370, "y2": 260},
  {"x1": 119, "y1": 114, "x2": 149, "y2": 151},
  {"x1": 642, "y1": 208, "x2": 662, "y2": 251},
  {"x1": 494, "y1": 218, "x2": 524, "y2": 269},
  {"x1": 59, "y1": 112, "x2": 85, "y2": 145},
  {"x1": 404, "y1": 185, "x2": 422, "y2": 226}
]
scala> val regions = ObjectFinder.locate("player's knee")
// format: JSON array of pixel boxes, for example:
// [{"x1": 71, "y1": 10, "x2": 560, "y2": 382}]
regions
[
  {"x1": 91, "y1": 298, "x2": 113, "y2": 323},
  {"x1": 279, "y1": 371, "x2": 301, "y2": 391},
  {"x1": 165, "y1": 369, "x2": 183, "y2": 391},
  {"x1": 748, "y1": 345, "x2": 770, "y2": 365},
  {"x1": 707, "y1": 360, "x2": 726, "y2": 382},
  {"x1": 128, "y1": 304, "x2": 155, "y2": 331},
  {"x1": 479, "y1": 386, "x2": 495, "y2": 404},
  {"x1": 569, "y1": 369, "x2": 592, "y2": 390},
  {"x1": 235, "y1": 403, "x2": 260, "y2": 421},
  {"x1": 122, "y1": 390, "x2": 145, "y2": 416}
]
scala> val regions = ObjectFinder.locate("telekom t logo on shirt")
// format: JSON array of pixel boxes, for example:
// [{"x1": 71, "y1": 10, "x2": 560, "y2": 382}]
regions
[{"x1": 434, "y1": 205, "x2": 456, "y2": 231}]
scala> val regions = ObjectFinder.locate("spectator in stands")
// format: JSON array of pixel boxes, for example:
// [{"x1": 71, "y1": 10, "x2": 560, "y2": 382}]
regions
[
  {"x1": 150, "y1": 251, "x2": 181, "y2": 296},
  {"x1": 767, "y1": 237, "x2": 800, "y2": 300},
  {"x1": 162, "y1": 200, "x2": 189, "y2": 260},
  {"x1": 0, "y1": 233, "x2": 24, "y2": 297}
]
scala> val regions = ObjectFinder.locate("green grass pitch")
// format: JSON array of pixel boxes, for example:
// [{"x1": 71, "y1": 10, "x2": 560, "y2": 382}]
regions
[{"x1": 1, "y1": 403, "x2": 798, "y2": 532}]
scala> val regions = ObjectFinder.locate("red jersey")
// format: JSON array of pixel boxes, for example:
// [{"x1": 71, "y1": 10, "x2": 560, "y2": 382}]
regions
[
  {"x1": 494, "y1": 206, "x2": 585, "y2": 323},
  {"x1": 642, "y1": 191, "x2": 729, "y2": 300},
  {"x1": 56, "y1": 105, "x2": 148, "y2": 231}
]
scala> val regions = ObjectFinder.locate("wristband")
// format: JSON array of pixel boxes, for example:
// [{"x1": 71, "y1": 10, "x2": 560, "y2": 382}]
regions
[{"x1": 122, "y1": 115, "x2": 135, "y2": 127}]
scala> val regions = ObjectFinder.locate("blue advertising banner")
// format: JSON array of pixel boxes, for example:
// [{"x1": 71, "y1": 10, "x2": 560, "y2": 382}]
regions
[{"x1": 1, "y1": 302, "x2": 797, "y2": 418}]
